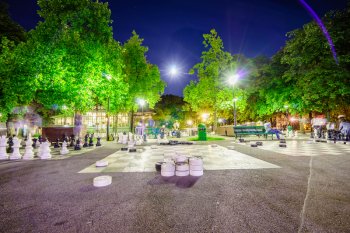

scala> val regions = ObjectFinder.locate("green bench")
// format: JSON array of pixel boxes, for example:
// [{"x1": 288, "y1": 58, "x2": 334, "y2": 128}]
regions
[{"x1": 233, "y1": 126, "x2": 275, "y2": 140}]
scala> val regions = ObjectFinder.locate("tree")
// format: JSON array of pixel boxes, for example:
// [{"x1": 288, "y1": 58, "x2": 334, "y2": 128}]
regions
[
  {"x1": 281, "y1": 6, "x2": 350, "y2": 119},
  {"x1": 122, "y1": 31, "x2": 165, "y2": 131},
  {"x1": 153, "y1": 94, "x2": 186, "y2": 128},
  {"x1": 185, "y1": 29, "x2": 246, "y2": 130}
]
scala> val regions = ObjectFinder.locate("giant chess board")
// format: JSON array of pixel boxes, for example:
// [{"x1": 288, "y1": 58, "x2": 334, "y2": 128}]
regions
[
  {"x1": 244, "y1": 140, "x2": 350, "y2": 157},
  {"x1": 78, "y1": 144, "x2": 280, "y2": 173}
]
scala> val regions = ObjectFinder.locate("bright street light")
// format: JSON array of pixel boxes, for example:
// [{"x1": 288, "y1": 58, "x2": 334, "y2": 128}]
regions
[
  {"x1": 138, "y1": 99, "x2": 146, "y2": 107},
  {"x1": 169, "y1": 66, "x2": 178, "y2": 76},
  {"x1": 228, "y1": 74, "x2": 240, "y2": 86},
  {"x1": 187, "y1": 120, "x2": 193, "y2": 126}
]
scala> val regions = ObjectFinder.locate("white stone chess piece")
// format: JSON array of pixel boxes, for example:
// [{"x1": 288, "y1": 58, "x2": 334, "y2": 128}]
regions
[
  {"x1": 10, "y1": 137, "x2": 22, "y2": 160},
  {"x1": 60, "y1": 141, "x2": 69, "y2": 155},
  {"x1": 23, "y1": 134, "x2": 34, "y2": 160},
  {"x1": 117, "y1": 133, "x2": 123, "y2": 144},
  {"x1": 40, "y1": 141, "x2": 52, "y2": 159},
  {"x1": 128, "y1": 132, "x2": 134, "y2": 143},
  {"x1": 0, "y1": 135, "x2": 8, "y2": 160},
  {"x1": 122, "y1": 134, "x2": 128, "y2": 144}
]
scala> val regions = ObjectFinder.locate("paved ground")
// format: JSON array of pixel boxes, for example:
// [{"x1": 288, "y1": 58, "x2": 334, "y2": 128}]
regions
[{"x1": 0, "y1": 136, "x2": 350, "y2": 233}]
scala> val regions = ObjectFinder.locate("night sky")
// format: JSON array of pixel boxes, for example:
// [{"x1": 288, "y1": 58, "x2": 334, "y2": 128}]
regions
[{"x1": 6, "y1": 0, "x2": 349, "y2": 96}]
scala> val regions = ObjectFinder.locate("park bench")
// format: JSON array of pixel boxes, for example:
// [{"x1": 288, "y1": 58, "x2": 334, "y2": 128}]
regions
[{"x1": 233, "y1": 126, "x2": 275, "y2": 140}]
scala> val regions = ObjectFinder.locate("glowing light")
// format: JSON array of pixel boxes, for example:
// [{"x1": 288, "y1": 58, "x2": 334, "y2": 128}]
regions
[
  {"x1": 202, "y1": 113, "x2": 209, "y2": 120},
  {"x1": 284, "y1": 105, "x2": 288, "y2": 109},
  {"x1": 228, "y1": 74, "x2": 240, "y2": 86},
  {"x1": 62, "y1": 105, "x2": 67, "y2": 110},
  {"x1": 233, "y1": 98, "x2": 238, "y2": 102},
  {"x1": 169, "y1": 66, "x2": 178, "y2": 76},
  {"x1": 218, "y1": 118, "x2": 223, "y2": 123},
  {"x1": 187, "y1": 120, "x2": 193, "y2": 126},
  {"x1": 299, "y1": 0, "x2": 338, "y2": 64},
  {"x1": 138, "y1": 99, "x2": 146, "y2": 107},
  {"x1": 291, "y1": 117, "x2": 297, "y2": 122}
]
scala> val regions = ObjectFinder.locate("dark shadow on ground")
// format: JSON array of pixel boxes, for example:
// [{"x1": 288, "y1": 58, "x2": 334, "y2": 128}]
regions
[{"x1": 148, "y1": 174, "x2": 201, "y2": 188}]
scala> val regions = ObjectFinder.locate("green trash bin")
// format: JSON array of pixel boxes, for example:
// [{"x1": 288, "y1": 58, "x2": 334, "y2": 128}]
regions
[{"x1": 198, "y1": 124, "x2": 207, "y2": 141}]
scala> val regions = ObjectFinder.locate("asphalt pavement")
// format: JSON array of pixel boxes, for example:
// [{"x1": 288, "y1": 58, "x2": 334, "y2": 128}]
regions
[{"x1": 0, "y1": 137, "x2": 349, "y2": 233}]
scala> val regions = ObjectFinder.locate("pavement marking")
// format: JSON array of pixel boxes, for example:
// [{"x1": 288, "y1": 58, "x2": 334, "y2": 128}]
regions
[
  {"x1": 78, "y1": 145, "x2": 280, "y2": 173},
  {"x1": 244, "y1": 140, "x2": 350, "y2": 157}
]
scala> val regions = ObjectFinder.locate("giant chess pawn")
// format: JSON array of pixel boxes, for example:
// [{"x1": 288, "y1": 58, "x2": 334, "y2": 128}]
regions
[
  {"x1": 88, "y1": 134, "x2": 94, "y2": 147},
  {"x1": 0, "y1": 135, "x2": 8, "y2": 160},
  {"x1": 83, "y1": 134, "x2": 89, "y2": 148},
  {"x1": 69, "y1": 135, "x2": 75, "y2": 147},
  {"x1": 7, "y1": 136, "x2": 14, "y2": 153},
  {"x1": 54, "y1": 138, "x2": 60, "y2": 148},
  {"x1": 40, "y1": 141, "x2": 52, "y2": 159},
  {"x1": 23, "y1": 134, "x2": 34, "y2": 160},
  {"x1": 10, "y1": 137, "x2": 22, "y2": 160},
  {"x1": 96, "y1": 136, "x2": 102, "y2": 147},
  {"x1": 74, "y1": 138, "x2": 82, "y2": 150},
  {"x1": 60, "y1": 141, "x2": 69, "y2": 155}
]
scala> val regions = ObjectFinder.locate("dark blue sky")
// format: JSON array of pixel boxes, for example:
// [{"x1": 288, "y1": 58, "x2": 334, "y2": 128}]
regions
[{"x1": 7, "y1": 0, "x2": 349, "y2": 96}]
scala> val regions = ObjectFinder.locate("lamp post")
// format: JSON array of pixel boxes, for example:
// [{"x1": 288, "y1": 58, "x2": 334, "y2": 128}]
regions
[
  {"x1": 228, "y1": 74, "x2": 240, "y2": 126},
  {"x1": 284, "y1": 105, "x2": 289, "y2": 126},
  {"x1": 138, "y1": 99, "x2": 146, "y2": 135}
]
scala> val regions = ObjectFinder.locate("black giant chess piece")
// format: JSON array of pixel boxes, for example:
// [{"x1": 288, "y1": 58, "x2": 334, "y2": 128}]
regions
[
  {"x1": 54, "y1": 138, "x2": 60, "y2": 148},
  {"x1": 83, "y1": 134, "x2": 89, "y2": 148},
  {"x1": 38, "y1": 135, "x2": 42, "y2": 144},
  {"x1": 69, "y1": 135, "x2": 75, "y2": 147},
  {"x1": 32, "y1": 138, "x2": 37, "y2": 148},
  {"x1": 7, "y1": 136, "x2": 14, "y2": 153},
  {"x1": 96, "y1": 136, "x2": 101, "y2": 147},
  {"x1": 74, "y1": 138, "x2": 81, "y2": 150},
  {"x1": 88, "y1": 134, "x2": 94, "y2": 147}
]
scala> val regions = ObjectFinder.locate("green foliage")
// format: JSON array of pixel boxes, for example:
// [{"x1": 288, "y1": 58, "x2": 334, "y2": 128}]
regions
[
  {"x1": 281, "y1": 7, "x2": 350, "y2": 116},
  {"x1": 0, "y1": 0, "x2": 128, "y2": 123},
  {"x1": 122, "y1": 31, "x2": 165, "y2": 112},
  {"x1": 184, "y1": 29, "x2": 250, "y2": 127}
]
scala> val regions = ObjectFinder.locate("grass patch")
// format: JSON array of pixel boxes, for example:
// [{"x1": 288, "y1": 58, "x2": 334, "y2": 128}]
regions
[{"x1": 188, "y1": 136, "x2": 225, "y2": 141}]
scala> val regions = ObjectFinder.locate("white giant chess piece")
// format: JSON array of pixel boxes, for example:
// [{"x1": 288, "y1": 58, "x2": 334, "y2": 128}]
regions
[
  {"x1": 122, "y1": 134, "x2": 128, "y2": 144},
  {"x1": 60, "y1": 141, "x2": 69, "y2": 155},
  {"x1": 117, "y1": 133, "x2": 123, "y2": 144},
  {"x1": 23, "y1": 134, "x2": 34, "y2": 160},
  {"x1": 135, "y1": 135, "x2": 143, "y2": 146},
  {"x1": 10, "y1": 137, "x2": 22, "y2": 160},
  {"x1": 0, "y1": 135, "x2": 8, "y2": 160},
  {"x1": 128, "y1": 132, "x2": 134, "y2": 143},
  {"x1": 40, "y1": 141, "x2": 52, "y2": 159}
]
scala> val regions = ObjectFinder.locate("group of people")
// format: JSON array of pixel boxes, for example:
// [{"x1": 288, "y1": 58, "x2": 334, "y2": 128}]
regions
[{"x1": 262, "y1": 115, "x2": 350, "y2": 141}]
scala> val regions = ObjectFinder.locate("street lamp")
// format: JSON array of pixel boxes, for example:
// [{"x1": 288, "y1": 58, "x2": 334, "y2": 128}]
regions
[
  {"x1": 138, "y1": 99, "x2": 146, "y2": 135},
  {"x1": 228, "y1": 74, "x2": 240, "y2": 126}
]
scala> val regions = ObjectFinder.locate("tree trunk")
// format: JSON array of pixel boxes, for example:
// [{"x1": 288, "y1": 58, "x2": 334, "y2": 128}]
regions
[
  {"x1": 129, "y1": 110, "x2": 134, "y2": 133},
  {"x1": 213, "y1": 109, "x2": 217, "y2": 133},
  {"x1": 115, "y1": 113, "x2": 119, "y2": 134}
]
